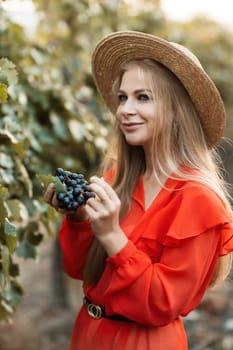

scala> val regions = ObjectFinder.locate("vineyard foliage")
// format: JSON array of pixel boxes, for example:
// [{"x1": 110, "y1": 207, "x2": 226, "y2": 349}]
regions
[{"x1": 0, "y1": 0, "x2": 233, "y2": 321}]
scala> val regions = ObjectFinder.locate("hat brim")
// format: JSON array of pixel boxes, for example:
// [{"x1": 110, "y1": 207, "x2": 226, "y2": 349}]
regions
[{"x1": 92, "y1": 31, "x2": 226, "y2": 148}]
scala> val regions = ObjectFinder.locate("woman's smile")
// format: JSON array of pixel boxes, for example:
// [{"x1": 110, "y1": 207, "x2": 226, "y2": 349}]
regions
[{"x1": 121, "y1": 121, "x2": 145, "y2": 131}]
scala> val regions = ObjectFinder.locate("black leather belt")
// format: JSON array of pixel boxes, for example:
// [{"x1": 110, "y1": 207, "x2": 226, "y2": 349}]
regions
[{"x1": 83, "y1": 296, "x2": 134, "y2": 322}]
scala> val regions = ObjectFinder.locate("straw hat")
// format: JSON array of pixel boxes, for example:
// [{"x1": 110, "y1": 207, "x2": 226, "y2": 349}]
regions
[{"x1": 91, "y1": 31, "x2": 226, "y2": 148}]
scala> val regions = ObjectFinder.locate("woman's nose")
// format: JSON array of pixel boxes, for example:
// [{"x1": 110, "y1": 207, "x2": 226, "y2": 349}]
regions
[{"x1": 120, "y1": 98, "x2": 137, "y2": 115}]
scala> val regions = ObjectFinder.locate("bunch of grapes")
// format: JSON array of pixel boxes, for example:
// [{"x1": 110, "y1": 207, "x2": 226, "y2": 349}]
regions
[{"x1": 55, "y1": 168, "x2": 95, "y2": 211}]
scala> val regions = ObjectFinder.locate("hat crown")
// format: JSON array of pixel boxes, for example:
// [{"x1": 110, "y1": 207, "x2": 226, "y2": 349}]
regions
[{"x1": 170, "y1": 42, "x2": 203, "y2": 69}]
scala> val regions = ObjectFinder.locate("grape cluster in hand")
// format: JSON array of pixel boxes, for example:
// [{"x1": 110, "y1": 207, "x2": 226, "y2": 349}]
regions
[{"x1": 55, "y1": 168, "x2": 95, "y2": 211}]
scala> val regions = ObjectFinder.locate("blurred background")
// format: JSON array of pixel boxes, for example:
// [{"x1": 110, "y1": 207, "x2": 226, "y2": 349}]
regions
[{"x1": 0, "y1": 0, "x2": 232, "y2": 349}]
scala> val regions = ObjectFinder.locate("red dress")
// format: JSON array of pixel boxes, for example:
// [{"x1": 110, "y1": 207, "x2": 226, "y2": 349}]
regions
[{"x1": 59, "y1": 174, "x2": 233, "y2": 350}]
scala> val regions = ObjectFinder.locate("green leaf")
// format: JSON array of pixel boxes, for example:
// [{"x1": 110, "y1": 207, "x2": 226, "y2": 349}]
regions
[
  {"x1": 6, "y1": 199, "x2": 29, "y2": 222},
  {"x1": 4, "y1": 69, "x2": 18, "y2": 86},
  {"x1": 0, "y1": 153, "x2": 14, "y2": 169},
  {"x1": 0, "y1": 203, "x2": 8, "y2": 226},
  {"x1": 1, "y1": 246, "x2": 10, "y2": 281},
  {"x1": 50, "y1": 112, "x2": 69, "y2": 140},
  {"x1": 27, "y1": 231, "x2": 43, "y2": 246},
  {"x1": 53, "y1": 176, "x2": 67, "y2": 193},
  {"x1": 0, "y1": 299, "x2": 14, "y2": 320},
  {"x1": 37, "y1": 174, "x2": 54, "y2": 188},
  {"x1": 47, "y1": 204, "x2": 58, "y2": 221},
  {"x1": 12, "y1": 142, "x2": 26, "y2": 158},
  {"x1": 4, "y1": 218, "x2": 18, "y2": 253},
  {"x1": 68, "y1": 119, "x2": 85, "y2": 142},
  {"x1": 4, "y1": 218, "x2": 17, "y2": 236},
  {"x1": 9, "y1": 262, "x2": 20, "y2": 277},
  {"x1": 16, "y1": 239, "x2": 37, "y2": 259},
  {"x1": 0, "y1": 187, "x2": 8, "y2": 200},
  {"x1": 0, "y1": 83, "x2": 8, "y2": 103},
  {"x1": 2, "y1": 280, "x2": 23, "y2": 307},
  {"x1": 0, "y1": 58, "x2": 18, "y2": 86},
  {"x1": 0, "y1": 168, "x2": 15, "y2": 185},
  {"x1": 26, "y1": 221, "x2": 38, "y2": 232},
  {"x1": 38, "y1": 173, "x2": 67, "y2": 193},
  {"x1": 0, "y1": 129, "x2": 18, "y2": 144},
  {"x1": 0, "y1": 58, "x2": 16, "y2": 70},
  {"x1": 5, "y1": 235, "x2": 18, "y2": 254},
  {"x1": 30, "y1": 48, "x2": 48, "y2": 65},
  {"x1": 14, "y1": 156, "x2": 33, "y2": 197}
]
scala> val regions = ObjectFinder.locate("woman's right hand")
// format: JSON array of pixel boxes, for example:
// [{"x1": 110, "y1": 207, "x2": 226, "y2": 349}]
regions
[{"x1": 43, "y1": 183, "x2": 89, "y2": 222}]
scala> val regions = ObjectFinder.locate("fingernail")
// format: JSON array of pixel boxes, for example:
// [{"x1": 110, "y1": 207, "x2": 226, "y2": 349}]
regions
[{"x1": 90, "y1": 176, "x2": 97, "y2": 181}]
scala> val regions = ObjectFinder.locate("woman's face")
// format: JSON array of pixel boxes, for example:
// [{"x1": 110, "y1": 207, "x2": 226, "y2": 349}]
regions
[{"x1": 115, "y1": 66, "x2": 158, "y2": 152}]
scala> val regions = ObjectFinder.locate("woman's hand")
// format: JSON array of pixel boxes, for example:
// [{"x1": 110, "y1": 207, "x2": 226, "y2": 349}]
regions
[
  {"x1": 43, "y1": 183, "x2": 88, "y2": 222},
  {"x1": 85, "y1": 176, "x2": 128, "y2": 256}
]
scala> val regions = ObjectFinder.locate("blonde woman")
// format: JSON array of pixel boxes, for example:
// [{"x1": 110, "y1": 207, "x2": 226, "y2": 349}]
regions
[{"x1": 44, "y1": 32, "x2": 233, "y2": 350}]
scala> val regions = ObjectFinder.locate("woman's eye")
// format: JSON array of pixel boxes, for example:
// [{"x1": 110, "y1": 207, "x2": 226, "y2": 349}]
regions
[
  {"x1": 117, "y1": 94, "x2": 127, "y2": 102},
  {"x1": 138, "y1": 94, "x2": 150, "y2": 101}
]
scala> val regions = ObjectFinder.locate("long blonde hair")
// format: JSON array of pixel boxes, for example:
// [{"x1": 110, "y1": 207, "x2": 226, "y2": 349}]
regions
[{"x1": 83, "y1": 59, "x2": 232, "y2": 286}]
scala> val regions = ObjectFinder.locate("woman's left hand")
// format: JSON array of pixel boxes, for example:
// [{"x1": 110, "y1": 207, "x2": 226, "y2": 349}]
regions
[{"x1": 85, "y1": 176, "x2": 128, "y2": 256}]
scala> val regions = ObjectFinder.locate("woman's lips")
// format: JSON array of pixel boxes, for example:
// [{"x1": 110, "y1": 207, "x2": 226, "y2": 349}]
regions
[{"x1": 122, "y1": 122, "x2": 144, "y2": 131}]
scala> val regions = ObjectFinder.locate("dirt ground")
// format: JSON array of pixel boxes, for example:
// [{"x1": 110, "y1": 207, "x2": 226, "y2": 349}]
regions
[{"x1": 0, "y1": 236, "x2": 233, "y2": 350}]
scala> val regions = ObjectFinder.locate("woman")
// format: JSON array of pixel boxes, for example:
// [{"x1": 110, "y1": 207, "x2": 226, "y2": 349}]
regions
[{"x1": 44, "y1": 31, "x2": 233, "y2": 350}]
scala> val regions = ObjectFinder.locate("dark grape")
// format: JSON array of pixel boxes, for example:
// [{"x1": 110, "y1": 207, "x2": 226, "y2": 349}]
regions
[
  {"x1": 83, "y1": 191, "x2": 95, "y2": 201},
  {"x1": 73, "y1": 186, "x2": 82, "y2": 195},
  {"x1": 55, "y1": 168, "x2": 95, "y2": 211}
]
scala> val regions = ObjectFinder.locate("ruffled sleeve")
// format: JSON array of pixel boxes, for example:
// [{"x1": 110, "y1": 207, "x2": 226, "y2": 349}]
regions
[{"x1": 132, "y1": 180, "x2": 233, "y2": 258}]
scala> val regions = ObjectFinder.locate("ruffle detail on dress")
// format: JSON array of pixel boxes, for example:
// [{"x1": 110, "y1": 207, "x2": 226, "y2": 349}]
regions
[
  {"x1": 130, "y1": 180, "x2": 233, "y2": 257},
  {"x1": 163, "y1": 184, "x2": 230, "y2": 240}
]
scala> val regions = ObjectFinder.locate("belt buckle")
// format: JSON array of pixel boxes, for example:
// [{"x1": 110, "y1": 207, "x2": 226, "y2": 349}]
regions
[{"x1": 86, "y1": 301, "x2": 102, "y2": 319}]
